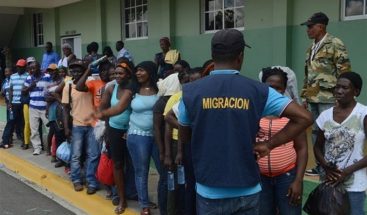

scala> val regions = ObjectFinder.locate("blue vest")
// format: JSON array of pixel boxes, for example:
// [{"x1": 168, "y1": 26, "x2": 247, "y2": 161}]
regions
[{"x1": 182, "y1": 74, "x2": 268, "y2": 187}]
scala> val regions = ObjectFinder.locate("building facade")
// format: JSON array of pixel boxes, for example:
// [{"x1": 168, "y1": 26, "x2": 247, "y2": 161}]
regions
[{"x1": 3, "y1": 0, "x2": 367, "y2": 101}]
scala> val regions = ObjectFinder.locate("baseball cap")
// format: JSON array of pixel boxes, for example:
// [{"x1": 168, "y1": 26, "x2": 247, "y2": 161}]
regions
[
  {"x1": 47, "y1": 63, "x2": 58, "y2": 71},
  {"x1": 301, "y1": 12, "x2": 329, "y2": 26},
  {"x1": 211, "y1": 29, "x2": 251, "y2": 55},
  {"x1": 68, "y1": 59, "x2": 86, "y2": 70},
  {"x1": 26, "y1": 56, "x2": 36, "y2": 64},
  {"x1": 16, "y1": 59, "x2": 26, "y2": 67}
]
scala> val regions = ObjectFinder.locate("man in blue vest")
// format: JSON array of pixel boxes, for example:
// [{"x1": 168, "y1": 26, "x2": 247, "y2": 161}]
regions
[{"x1": 178, "y1": 29, "x2": 313, "y2": 214}]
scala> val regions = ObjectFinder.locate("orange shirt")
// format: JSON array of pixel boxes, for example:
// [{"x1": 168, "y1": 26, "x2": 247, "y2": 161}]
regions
[
  {"x1": 86, "y1": 79, "x2": 106, "y2": 109},
  {"x1": 257, "y1": 117, "x2": 297, "y2": 177}
]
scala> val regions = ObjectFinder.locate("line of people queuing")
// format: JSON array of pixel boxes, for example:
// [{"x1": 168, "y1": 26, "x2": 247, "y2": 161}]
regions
[{"x1": 1, "y1": 12, "x2": 367, "y2": 215}]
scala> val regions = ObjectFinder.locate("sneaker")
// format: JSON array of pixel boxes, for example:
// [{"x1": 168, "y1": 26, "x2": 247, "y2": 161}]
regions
[
  {"x1": 54, "y1": 161, "x2": 64, "y2": 168},
  {"x1": 86, "y1": 187, "x2": 97, "y2": 195},
  {"x1": 33, "y1": 150, "x2": 41, "y2": 156},
  {"x1": 305, "y1": 168, "x2": 319, "y2": 176},
  {"x1": 73, "y1": 183, "x2": 83, "y2": 192},
  {"x1": 22, "y1": 144, "x2": 29, "y2": 150}
]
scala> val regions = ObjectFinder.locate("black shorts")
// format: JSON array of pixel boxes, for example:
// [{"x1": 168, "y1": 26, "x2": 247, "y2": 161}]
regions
[{"x1": 107, "y1": 126, "x2": 128, "y2": 163}]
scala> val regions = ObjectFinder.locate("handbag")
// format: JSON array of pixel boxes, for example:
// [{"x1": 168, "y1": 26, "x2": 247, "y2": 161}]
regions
[
  {"x1": 96, "y1": 153, "x2": 114, "y2": 185},
  {"x1": 56, "y1": 141, "x2": 71, "y2": 163}
]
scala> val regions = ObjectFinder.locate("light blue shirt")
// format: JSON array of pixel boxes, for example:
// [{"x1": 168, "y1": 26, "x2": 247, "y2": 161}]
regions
[
  {"x1": 117, "y1": 48, "x2": 134, "y2": 62},
  {"x1": 128, "y1": 93, "x2": 159, "y2": 136},
  {"x1": 41, "y1": 51, "x2": 60, "y2": 70},
  {"x1": 9, "y1": 72, "x2": 29, "y2": 104},
  {"x1": 109, "y1": 83, "x2": 131, "y2": 130}
]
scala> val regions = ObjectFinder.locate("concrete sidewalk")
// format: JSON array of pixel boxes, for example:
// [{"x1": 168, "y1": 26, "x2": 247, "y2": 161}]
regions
[
  {"x1": 1, "y1": 103, "x2": 366, "y2": 215},
  {"x1": 0, "y1": 119, "x2": 161, "y2": 215}
]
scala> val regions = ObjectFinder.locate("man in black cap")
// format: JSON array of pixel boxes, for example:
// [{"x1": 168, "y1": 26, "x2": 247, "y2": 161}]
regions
[
  {"x1": 177, "y1": 29, "x2": 313, "y2": 214},
  {"x1": 300, "y1": 12, "x2": 351, "y2": 176},
  {"x1": 62, "y1": 59, "x2": 100, "y2": 195}
]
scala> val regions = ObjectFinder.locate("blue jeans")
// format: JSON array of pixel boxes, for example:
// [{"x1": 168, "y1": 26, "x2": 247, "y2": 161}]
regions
[
  {"x1": 348, "y1": 191, "x2": 366, "y2": 215},
  {"x1": 70, "y1": 126, "x2": 100, "y2": 188},
  {"x1": 127, "y1": 134, "x2": 167, "y2": 214},
  {"x1": 196, "y1": 192, "x2": 260, "y2": 215},
  {"x1": 259, "y1": 168, "x2": 301, "y2": 215},
  {"x1": 124, "y1": 148, "x2": 138, "y2": 199}
]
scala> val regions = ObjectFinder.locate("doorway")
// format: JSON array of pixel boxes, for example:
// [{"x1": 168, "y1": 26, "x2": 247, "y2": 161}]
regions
[{"x1": 60, "y1": 35, "x2": 82, "y2": 59}]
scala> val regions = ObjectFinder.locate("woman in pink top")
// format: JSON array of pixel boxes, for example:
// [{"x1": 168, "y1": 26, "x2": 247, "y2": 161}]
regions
[{"x1": 257, "y1": 67, "x2": 308, "y2": 215}]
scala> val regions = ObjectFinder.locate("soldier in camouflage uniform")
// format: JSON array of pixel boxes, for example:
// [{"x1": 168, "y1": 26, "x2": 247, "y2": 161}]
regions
[{"x1": 300, "y1": 12, "x2": 351, "y2": 175}]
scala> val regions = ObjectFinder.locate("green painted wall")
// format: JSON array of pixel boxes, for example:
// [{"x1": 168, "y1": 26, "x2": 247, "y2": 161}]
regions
[
  {"x1": 290, "y1": 0, "x2": 367, "y2": 102},
  {"x1": 58, "y1": 0, "x2": 101, "y2": 46},
  {"x1": 103, "y1": 0, "x2": 122, "y2": 47},
  {"x1": 7, "y1": 0, "x2": 367, "y2": 102},
  {"x1": 10, "y1": 8, "x2": 58, "y2": 61}
]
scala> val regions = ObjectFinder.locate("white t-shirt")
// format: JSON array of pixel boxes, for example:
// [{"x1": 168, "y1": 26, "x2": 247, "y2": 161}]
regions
[
  {"x1": 57, "y1": 57, "x2": 68, "y2": 68},
  {"x1": 157, "y1": 73, "x2": 181, "y2": 96},
  {"x1": 316, "y1": 102, "x2": 367, "y2": 192}
]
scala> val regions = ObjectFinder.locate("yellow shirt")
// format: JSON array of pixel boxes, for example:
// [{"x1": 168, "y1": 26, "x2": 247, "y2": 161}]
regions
[{"x1": 163, "y1": 91, "x2": 182, "y2": 140}]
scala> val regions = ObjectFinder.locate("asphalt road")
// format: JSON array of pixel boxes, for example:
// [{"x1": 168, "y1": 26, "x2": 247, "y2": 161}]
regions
[{"x1": 0, "y1": 169, "x2": 75, "y2": 215}]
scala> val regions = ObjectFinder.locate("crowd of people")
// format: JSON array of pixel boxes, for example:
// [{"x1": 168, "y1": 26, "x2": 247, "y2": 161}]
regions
[{"x1": 0, "y1": 11, "x2": 366, "y2": 215}]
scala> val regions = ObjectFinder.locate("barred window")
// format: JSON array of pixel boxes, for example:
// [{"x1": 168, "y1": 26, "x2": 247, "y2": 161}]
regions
[
  {"x1": 33, "y1": 13, "x2": 44, "y2": 46},
  {"x1": 342, "y1": 0, "x2": 367, "y2": 20},
  {"x1": 124, "y1": 0, "x2": 148, "y2": 39},
  {"x1": 202, "y1": 0, "x2": 244, "y2": 32}
]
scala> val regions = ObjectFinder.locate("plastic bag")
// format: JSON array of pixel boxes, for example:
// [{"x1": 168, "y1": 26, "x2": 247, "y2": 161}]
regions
[
  {"x1": 56, "y1": 141, "x2": 71, "y2": 163},
  {"x1": 93, "y1": 120, "x2": 105, "y2": 142},
  {"x1": 96, "y1": 153, "x2": 114, "y2": 186},
  {"x1": 303, "y1": 183, "x2": 350, "y2": 215}
]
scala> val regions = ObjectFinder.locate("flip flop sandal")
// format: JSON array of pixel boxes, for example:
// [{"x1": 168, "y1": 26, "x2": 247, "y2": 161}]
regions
[
  {"x1": 140, "y1": 208, "x2": 151, "y2": 215},
  {"x1": 114, "y1": 204, "x2": 126, "y2": 214}
]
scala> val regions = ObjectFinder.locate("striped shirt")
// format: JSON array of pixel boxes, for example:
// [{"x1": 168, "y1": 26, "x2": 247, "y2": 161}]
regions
[
  {"x1": 257, "y1": 117, "x2": 297, "y2": 177},
  {"x1": 24, "y1": 73, "x2": 52, "y2": 110},
  {"x1": 9, "y1": 72, "x2": 29, "y2": 104},
  {"x1": 1, "y1": 78, "x2": 10, "y2": 101}
]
